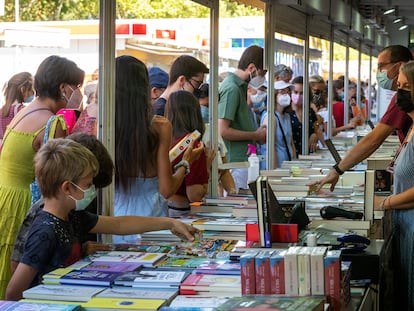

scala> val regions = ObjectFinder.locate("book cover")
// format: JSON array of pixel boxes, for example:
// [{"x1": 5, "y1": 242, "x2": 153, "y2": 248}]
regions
[
  {"x1": 90, "y1": 251, "x2": 166, "y2": 267},
  {"x1": 324, "y1": 250, "x2": 341, "y2": 311},
  {"x1": 23, "y1": 284, "x2": 105, "y2": 302},
  {"x1": 60, "y1": 270, "x2": 121, "y2": 286},
  {"x1": 169, "y1": 130, "x2": 201, "y2": 162},
  {"x1": 284, "y1": 246, "x2": 301, "y2": 296},
  {"x1": 156, "y1": 257, "x2": 211, "y2": 270},
  {"x1": 193, "y1": 260, "x2": 241, "y2": 275},
  {"x1": 239, "y1": 250, "x2": 258, "y2": 295},
  {"x1": 297, "y1": 247, "x2": 312, "y2": 296},
  {"x1": 42, "y1": 267, "x2": 75, "y2": 284},
  {"x1": 81, "y1": 261, "x2": 142, "y2": 273},
  {"x1": 167, "y1": 239, "x2": 236, "y2": 259},
  {"x1": 215, "y1": 295, "x2": 325, "y2": 311},
  {"x1": 254, "y1": 250, "x2": 272, "y2": 295},
  {"x1": 269, "y1": 249, "x2": 286, "y2": 295},
  {"x1": 5, "y1": 301, "x2": 81, "y2": 311},
  {"x1": 256, "y1": 176, "x2": 272, "y2": 248},
  {"x1": 168, "y1": 295, "x2": 229, "y2": 309},
  {"x1": 191, "y1": 218, "x2": 256, "y2": 232},
  {"x1": 180, "y1": 274, "x2": 241, "y2": 294},
  {"x1": 114, "y1": 269, "x2": 188, "y2": 287},
  {"x1": 96, "y1": 287, "x2": 178, "y2": 302},
  {"x1": 81, "y1": 297, "x2": 165, "y2": 310},
  {"x1": 310, "y1": 247, "x2": 328, "y2": 295}
]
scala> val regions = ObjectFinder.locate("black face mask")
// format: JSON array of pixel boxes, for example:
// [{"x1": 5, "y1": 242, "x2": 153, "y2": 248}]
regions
[
  {"x1": 193, "y1": 88, "x2": 202, "y2": 98},
  {"x1": 397, "y1": 89, "x2": 414, "y2": 113}
]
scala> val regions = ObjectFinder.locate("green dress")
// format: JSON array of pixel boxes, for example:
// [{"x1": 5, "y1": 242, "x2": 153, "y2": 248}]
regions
[{"x1": 0, "y1": 115, "x2": 66, "y2": 299}]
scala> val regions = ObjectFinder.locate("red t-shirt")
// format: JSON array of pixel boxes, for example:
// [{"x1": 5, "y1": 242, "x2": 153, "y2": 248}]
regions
[
  {"x1": 380, "y1": 94, "x2": 412, "y2": 143},
  {"x1": 171, "y1": 136, "x2": 209, "y2": 198},
  {"x1": 332, "y1": 101, "x2": 345, "y2": 128}
]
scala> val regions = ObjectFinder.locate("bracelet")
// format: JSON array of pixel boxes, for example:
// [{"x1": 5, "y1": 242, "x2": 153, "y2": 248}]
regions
[
  {"x1": 333, "y1": 163, "x2": 344, "y2": 175},
  {"x1": 379, "y1": 198, "x2": 387, "y2": 211},
  {"x1": 174, "y1": 160, "x2": 190, "y2": 176}
]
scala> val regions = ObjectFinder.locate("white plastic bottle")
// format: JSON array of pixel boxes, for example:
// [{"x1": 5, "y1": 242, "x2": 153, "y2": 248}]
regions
[{"x1": 247, "y1": 144, "x2": 260, "y2": 183}]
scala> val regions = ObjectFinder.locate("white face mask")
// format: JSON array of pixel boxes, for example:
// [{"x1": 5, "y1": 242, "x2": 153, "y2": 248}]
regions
[
  {"x1": 278, "y1": 93, "x2": 291, "y2": 107},
  {"x1": 250, "y1": 90, "x2": 267, "y2": 105}
]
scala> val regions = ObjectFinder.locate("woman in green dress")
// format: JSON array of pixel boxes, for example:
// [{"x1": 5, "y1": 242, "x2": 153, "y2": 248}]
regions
[{"x1": 0, "y1": 55, "x2": 84, "y2": 298}]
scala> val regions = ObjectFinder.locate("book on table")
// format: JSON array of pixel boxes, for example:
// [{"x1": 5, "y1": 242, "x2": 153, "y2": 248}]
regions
[
  {"x1": 180, "y1": 273, "x2": 241, "y2": 295},
  {"x1": 88, "y1": 251, "x2": 167, "y2": 267},
  {"x1": 81, "y1": 261, "x2": 142, "y2": 273},
  {"x1": 81, "y1": 297, "x2": 166, "y2": 311},
  {"x1": 1, "y1": 300, "x2": 81, "y2": 311},
  {"x1": 214, "y1": 295, "x2": 325, "y2": 311},
  {"x1": 59, "y1": 270, "x2": 122, "y2": 287},
  {"x1": 96, "y1": 287, "x2": 178, "y2": 302},
  {"x1": 22, "y1": 284, "x2": 105, "y2": 302},
  {"x1": 114, "y1": 268, "x2": 189, "y2": 288}
]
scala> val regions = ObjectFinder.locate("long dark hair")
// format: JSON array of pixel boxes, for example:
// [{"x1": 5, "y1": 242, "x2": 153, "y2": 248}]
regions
[
  {"x1": 115, "y1": 55, "x2": 159, "y2": 191},
  {"x1": 165, "y1": 90, "x2": 205, "y2": 139}
]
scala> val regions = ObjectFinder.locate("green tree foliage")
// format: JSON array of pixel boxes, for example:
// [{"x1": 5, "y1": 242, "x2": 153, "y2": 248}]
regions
[{"x1": 0, "y1": 0, "x2": 261, "y2": 22}]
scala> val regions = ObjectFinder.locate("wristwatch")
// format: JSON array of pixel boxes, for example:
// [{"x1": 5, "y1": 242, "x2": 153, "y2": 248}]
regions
[{"x1": 174, "y1": 160, "x2": 190, "y2": 176}]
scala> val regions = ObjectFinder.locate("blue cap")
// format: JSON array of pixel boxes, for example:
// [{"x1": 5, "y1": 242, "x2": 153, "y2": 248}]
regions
[{"x1": 149, "y1": 66, "x2": 169, "y2": 88}]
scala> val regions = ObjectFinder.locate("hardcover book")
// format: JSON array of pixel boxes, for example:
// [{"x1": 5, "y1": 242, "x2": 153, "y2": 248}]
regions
[
  {"x1": 23, "y1": 284, "x2": 105, "y2": 302},
  {"x1": 60, "y1": 270, "x2": 122, "y2": 287}
]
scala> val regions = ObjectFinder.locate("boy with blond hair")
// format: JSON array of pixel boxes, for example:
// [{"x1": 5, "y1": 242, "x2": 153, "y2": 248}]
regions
[{"x1": 6, "y1": 138, "x2": 199, "y2": 300}]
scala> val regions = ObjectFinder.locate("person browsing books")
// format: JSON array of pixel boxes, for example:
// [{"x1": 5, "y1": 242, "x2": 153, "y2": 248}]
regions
[
  {"x1": 165, "y1": 90, "x2": 214, "y2": 216},
  {"x1": 10, "y1": 132, "x2": 116, "y2": 273},
  {"x1": 6, "y1": 138, "x2": 201, "y2": 301},
  {"x1": 113, "y1": 56, "x2": 204, "y2": 244},
  {"x1": 312, "y1": 45, "x2": 413, "y2": 192}
]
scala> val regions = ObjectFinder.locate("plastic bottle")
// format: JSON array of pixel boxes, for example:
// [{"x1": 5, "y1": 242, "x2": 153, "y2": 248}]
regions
[{"x1": 247, "y1": 144, "x2": 260, "y2": 183}]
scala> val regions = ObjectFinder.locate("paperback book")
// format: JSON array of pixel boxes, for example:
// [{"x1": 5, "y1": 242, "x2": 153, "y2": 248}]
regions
[
  {"x1": 59, "y1": 270, "x2": 122, "y2": 287},
  {"x1": 22, "y1": 284, "x2": 105, "y2": 302},
  {"x1": 89, "y1": 251, "x2": 166, "y2": 267},
  {"x1": 81, "y1": 261, "x2": 142, "y2": 273},
  {"x1": 81, "y1": 297, "x2": 166, "y2": 310},
  {"x1": 215, "y1": 295, "x2": 325, "y2": 311},
  {"x1": 114, "y1": 269, "x2": 188, "y2": 288},
  {"x1": 180, "y1": 273, "x2": 241, "y2": 295},
  {"x1": 2, "y1": 301, "x2": 81, "y2": 311},
  {"x1": 96, "y1": 287, "x2": 178, "y2": 302}
]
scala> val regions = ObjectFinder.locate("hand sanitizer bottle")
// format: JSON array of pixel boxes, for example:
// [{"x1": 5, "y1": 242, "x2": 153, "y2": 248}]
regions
[{"x1": 247, "y1": 144, "x2": 260, "y2": 183}]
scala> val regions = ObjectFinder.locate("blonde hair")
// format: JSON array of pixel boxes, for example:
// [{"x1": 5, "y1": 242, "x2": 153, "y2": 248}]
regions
[{"x1": 34, "y1": 138, "x2": 99, "y2": 198}]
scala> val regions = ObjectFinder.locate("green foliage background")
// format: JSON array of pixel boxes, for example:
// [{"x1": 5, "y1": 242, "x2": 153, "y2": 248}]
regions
[{"x1": 0, "y1": 0, "x2": 262, "y2": 21}]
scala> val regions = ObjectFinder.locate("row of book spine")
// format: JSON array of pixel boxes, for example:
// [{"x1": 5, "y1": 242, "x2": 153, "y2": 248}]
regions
[{"x1": 239, "y1": 246, "x2": 351, "y2": 311}]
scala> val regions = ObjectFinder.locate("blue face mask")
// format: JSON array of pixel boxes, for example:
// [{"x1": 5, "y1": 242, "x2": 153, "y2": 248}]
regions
[
  {"x1": 376, "y1": 71, "x2": 394, "y2": 90},
  {"x1": 200, "y1": 105, "x2": 209, "y2": 123},
  {"x1": 339, "y1": 92, "x2": 345, "y2": 101},
  {"x1": 69, "y1": 182, "x2": 97, "y2": 211}
]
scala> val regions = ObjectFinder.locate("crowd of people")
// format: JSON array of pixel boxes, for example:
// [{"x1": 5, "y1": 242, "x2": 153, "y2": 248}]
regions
[{"x1": 0, "y1": 43, "x2": 413, "y2": 308}]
